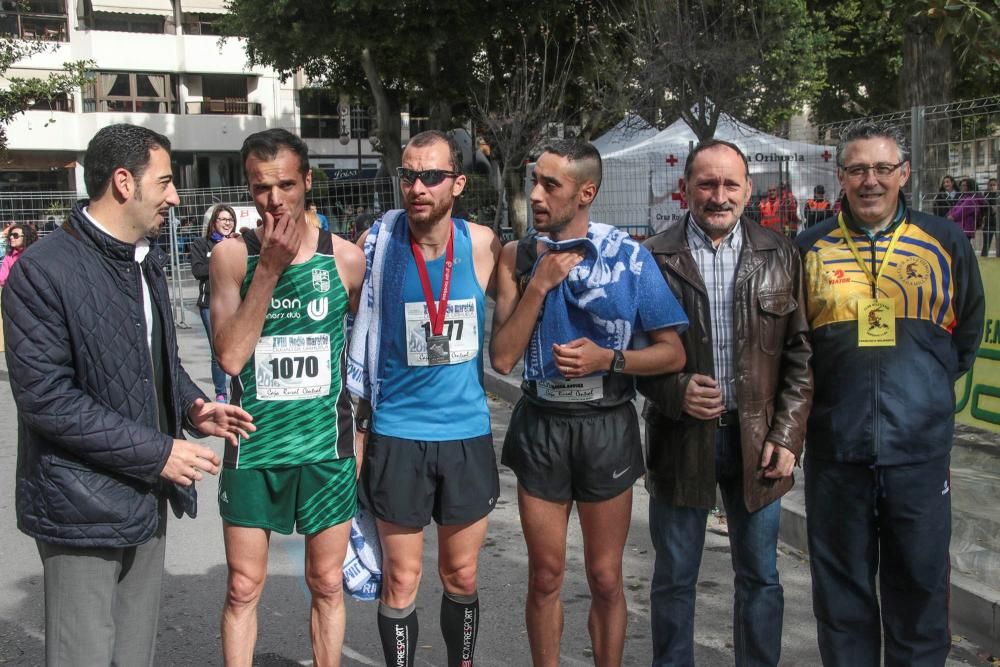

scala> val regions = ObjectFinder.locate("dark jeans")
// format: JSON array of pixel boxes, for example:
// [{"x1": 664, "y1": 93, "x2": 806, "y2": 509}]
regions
[
  {"x1": 199, "y1": 307, "x2": 227, "y2": 398},
  {"x1": 982, "y1": 219, "x2": 998, "y2": 257},
  {"x1": 649, "y1": 425, "x2": 784, "y2": 667},
  {"x1": 806, "y1": 455, "x2": 952, "y2": 667}
]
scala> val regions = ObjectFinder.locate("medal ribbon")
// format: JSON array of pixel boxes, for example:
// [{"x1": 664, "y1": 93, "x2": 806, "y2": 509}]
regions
[
  {"x1": 836, "y1": 212, "x2": 907, "y2": 298},
  {"x1": 410, "y1": 223, "x2": 454, "y2": 337}
]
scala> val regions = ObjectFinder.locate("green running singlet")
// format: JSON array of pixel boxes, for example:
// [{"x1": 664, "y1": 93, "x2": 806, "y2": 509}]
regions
[{"x1": 225, "y1": 230, "x2": 355, "y2": 469}]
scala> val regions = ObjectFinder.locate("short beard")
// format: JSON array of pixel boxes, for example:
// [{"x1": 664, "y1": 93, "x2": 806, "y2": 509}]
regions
[{"x1": 406, "y1": 196, "x2": 454, "y2": 228}]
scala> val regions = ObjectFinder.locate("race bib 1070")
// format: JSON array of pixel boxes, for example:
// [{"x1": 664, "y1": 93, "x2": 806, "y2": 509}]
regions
[{"x1": 254, "y1": 334, "x2": 331, "y2": 400}]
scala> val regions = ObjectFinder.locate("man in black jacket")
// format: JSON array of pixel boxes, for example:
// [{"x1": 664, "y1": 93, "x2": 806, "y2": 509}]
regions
[{"x1": 2, "y1": 124, "x2": 254, "y2": 666}]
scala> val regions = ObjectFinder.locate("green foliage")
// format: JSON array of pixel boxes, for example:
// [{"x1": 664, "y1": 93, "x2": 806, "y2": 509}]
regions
[
  {"x1": 809, "y1": 0, "x2": 1000, "y2": 125},
  {"x1": 0, "y1": 37, "x2": 91, "y2": 151},
  {"x1": 808, "y1": 0, "x2": 903, "y2": 124},
  {"x1": 914, "y1": 0, "x2": 1000, "y2": 70},
  {"x1": 626, "y1": 0, "x2": 833, "y2": 138}
]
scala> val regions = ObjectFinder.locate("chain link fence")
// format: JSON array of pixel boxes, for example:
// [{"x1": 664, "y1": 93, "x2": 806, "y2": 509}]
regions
[
  {"x1": 818, "y1": 95, "x2": 1000, "y2": 257},
  {"x1": 0, "y1": 172, "x2": 502, "y2": 324}
]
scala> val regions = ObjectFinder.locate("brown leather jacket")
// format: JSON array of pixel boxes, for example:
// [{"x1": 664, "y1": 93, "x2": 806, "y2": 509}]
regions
[{"x1": 638, "y1": 218, "x2": 812, "y2": 512}]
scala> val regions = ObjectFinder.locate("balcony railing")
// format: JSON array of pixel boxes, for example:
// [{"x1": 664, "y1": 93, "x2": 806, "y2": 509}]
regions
[{"x1": 185, "y1": 99, "x2": 262, "y2": 116}]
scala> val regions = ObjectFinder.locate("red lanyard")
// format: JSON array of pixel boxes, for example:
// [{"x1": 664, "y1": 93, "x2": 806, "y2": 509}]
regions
[{"x1": 410, "y1": 223, "x2": 454, "y2": 337}]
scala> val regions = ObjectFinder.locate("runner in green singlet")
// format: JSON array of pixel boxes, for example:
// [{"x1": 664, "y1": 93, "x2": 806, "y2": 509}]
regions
[{"x1": 209, "y1": 129, "x2": 366, "y2": 667}]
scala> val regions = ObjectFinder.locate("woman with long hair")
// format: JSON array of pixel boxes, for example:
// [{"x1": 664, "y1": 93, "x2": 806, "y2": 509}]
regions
[
  {"x1": 189, "y1": 204, "x2": 238, "y2": 401},
  {"x1": 947, "y1": 177, "x2": 983, "y2": 241},
  {"x1": 934, "y1": 174, "x2": 958, "y2": 218},
  {"x1": 0, "y1": 223, "x2": 37, "y2": 287}
]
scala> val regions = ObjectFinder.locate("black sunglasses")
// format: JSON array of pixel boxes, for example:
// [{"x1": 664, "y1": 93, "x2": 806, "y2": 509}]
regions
[
  {"x1": 8, "y1": 233, "x2": 22, "y2": 239},
  {"x1": 396, "y1": 167, "x2": 460, "y2": 186}
]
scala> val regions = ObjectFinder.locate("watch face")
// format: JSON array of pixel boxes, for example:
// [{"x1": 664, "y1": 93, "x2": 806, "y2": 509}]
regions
[{"x1": 613, "y1": 350, "x2": 626, "y2": 373}]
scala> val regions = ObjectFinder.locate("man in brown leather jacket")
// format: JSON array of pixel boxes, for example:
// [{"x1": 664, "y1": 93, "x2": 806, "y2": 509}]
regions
[{"x1": 637, "y1": 139, "x2": 813, "y2": 667}]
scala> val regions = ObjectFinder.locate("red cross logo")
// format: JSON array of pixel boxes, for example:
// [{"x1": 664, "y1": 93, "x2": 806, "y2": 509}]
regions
[
  {"x1": 821, "y1": 150, "x2": 832, "y2": 162},
  {"x1": 665, "y1": 154, "x2": 679, "y2": 167},
  {"x1": 671, "y1": 179, "x2": 688, "y2": 209}
]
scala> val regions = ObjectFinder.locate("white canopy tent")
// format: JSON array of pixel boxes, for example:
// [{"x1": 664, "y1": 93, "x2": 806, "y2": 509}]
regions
[
  {"x1": 590, "y1": 113, "x2": 659, "y2": 154},
  {"x1": 591, "y1": 114, "x2": 840, "y2": 234}
]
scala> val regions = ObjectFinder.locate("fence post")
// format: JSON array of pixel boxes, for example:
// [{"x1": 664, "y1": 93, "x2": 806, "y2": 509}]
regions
[
  {"x1": 910, "y1": 104, "x2": 925, "y2": 212},
  {"x1": 168, "y1": 208, "x2": 189, "y2": 329}
]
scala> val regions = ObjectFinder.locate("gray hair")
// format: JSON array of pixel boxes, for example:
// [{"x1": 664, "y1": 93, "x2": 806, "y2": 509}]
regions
[{"x1": 836, "y1": 120, "x2": 909, "y2": 166}]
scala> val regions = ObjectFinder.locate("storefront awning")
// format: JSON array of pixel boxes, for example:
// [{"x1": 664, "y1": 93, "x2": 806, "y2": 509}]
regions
[
  {"x1": 181, "y1": 0, "x2": 228, "y2": 14},
  {"x1": 91, "y1": 0, "x2": 174, "y2": 17}
]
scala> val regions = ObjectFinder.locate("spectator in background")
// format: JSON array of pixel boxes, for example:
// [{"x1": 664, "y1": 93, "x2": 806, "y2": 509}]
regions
[
  {"x1": 934, "y1": 174, "x2": 958, "y2": 218},
  {"x1": 0, "y1": 221, "x2": 15, "y2": 257},
  {"x1": 353, "y1": 204, "x2": 374, "y2": 240},
  {"x1": 832, "y1": 188, "x2": 845, "y2": 215},
  {"x1": 803, "y1": 185, "x2": 832, "y2": 229},
  {"x1": 779, "y1": 183, "x2": 800, "y2": 237},
  {"x1": 759, "y1": 186, "x2": 781, "y2": 232},
  {"x1": 947, "y1": 177, "x2": 983, "y2": 241},
  {"x1": 306, "y1": 199, "x2": 330, "y2": 232},
  {"x1": 0, "y1": 223, "x2": 37, "y2": 287},
  {"x1": 981, "y1": 177, "x2": 998, "y2": 258},
  {"x1": 189, "y1": 204, "x2": 238, "y2": 402}
]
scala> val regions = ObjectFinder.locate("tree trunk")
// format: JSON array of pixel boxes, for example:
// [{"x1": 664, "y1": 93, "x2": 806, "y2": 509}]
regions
[
  {"x1": 360, "y1": 47, "x2": 402, "y2": 173},
  {"x1": 506, "y1": 166, "x2": 529, "y2": 239},
  {"x1": 900, "y1": 16, "x2": 955, "y2": 212},
  {"x1": 489, "y1": 158, "x2": 504, "y2": 233},
  {"x1": 900, "y1": 17, "x2": 954, "y2": 108}
]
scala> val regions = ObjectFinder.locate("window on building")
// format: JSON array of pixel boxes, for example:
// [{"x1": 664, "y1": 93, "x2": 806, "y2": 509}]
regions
[
  {"x1": 189, "y1": 74, "x2": 259, "y2": 114},
  {"x1": 407, "y1": 100, "x2": 430, "y2": 137},
  {"x1": 299, "y1": 88, "x2": 342, "y2": 139},
  {"x1": 92, "y1": 12, "x2": 166, "y2": 33},
  {"x1": 0, "y1": 0, "x2": 68, "y2": 41},
  {"x1": 83, "y1": 72, "x2": 178, "y2": 113},
  {"x1": 29, "y1": 93, "x2": 72, "y2": 112},
  {"x1": 181, "y1": 12, "x2": 227, "y2": 35}
]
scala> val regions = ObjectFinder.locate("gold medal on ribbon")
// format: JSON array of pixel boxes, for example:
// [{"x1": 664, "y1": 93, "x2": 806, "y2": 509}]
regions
[{"x1": 856, "y1": 298, "x2": 896, "y2": 346}]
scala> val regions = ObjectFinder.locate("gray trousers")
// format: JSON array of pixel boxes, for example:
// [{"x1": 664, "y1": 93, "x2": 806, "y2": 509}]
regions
[{"x1": 36, "y1": 502, "x2": 167, "y2": 667}]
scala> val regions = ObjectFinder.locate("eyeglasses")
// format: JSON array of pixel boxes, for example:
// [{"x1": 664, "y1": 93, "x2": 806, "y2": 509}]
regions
[
  {"x1": 396, "y1": 167, "x2": 460, "y2": 186},
  {"x1": 8, "y1": 233, "x2": 22, "y2": 239},
  {"x1": 840, "y1": 161, "x2": 906, "y2": 179},
  {"x1": 215, "y1": 217, "x2": 235, "y2": 223}
]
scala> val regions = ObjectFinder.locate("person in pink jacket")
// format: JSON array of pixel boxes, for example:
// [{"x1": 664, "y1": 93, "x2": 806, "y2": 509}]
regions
[
  {"x1": 947, "y1": 177, "x2": 984, "y2": 240},
  {"x1": 0, "y1": 224, "x2": 37, "y2": 286}
]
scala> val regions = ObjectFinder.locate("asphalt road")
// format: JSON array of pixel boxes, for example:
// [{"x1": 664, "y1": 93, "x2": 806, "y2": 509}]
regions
[{"x1": 0, "y1": 315, "x2": 989, "y2": 666}]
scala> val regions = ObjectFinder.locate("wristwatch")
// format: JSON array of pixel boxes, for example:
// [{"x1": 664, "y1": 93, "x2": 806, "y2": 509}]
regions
[{"x1": 609, "y1": 349, "x2": 626, "y2": 374}]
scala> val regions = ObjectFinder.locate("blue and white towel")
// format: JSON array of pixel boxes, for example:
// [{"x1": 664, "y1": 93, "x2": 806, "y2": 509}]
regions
[
  {"x1": 346, "y1": 209, "x2": 408, "y2": 407},
  {"x1": 523, "y1": 222, "x2": 688, "y2": 381},
  {"x1": 342, "y1": 505, "x2": 382, "y2": 602}
]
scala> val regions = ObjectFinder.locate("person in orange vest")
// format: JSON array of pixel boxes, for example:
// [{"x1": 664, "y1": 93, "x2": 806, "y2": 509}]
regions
[
  {"x1": 779, "y1": 183, "x2": 800, "y2": 237},
  {"x1": 803, "y1": 184, "x2": 833, "y2": 229},
  {"x1": 758, "y1": 186, "x2": 781, "y2": 232}
]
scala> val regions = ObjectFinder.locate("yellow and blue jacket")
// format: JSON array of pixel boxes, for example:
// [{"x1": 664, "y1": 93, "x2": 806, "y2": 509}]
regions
[{"x1": 795, "y1": 200, "x2": 984, "y2": 464}]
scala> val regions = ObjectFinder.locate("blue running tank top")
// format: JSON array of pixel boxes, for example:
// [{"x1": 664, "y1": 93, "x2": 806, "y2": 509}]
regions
[{"x1": 373, "y1": 218, "x2": 490, "y2": 440}]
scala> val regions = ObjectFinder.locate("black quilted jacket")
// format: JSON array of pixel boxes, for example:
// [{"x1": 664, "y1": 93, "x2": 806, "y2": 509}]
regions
[{"x1": 3, "y1": 203, "x2": 208, "y2": 547}]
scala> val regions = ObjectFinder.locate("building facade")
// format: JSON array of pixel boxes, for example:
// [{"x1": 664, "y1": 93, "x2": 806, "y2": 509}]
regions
[{"x1": 1, "y1": 0, "x2": 383, "y2": 192}]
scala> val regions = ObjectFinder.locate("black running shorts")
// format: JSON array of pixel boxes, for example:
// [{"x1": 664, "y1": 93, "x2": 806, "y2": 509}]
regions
[
  {"x1": 502, "y1": 398, "x2": 644, "y2": 503},
  {"x1": 360, "y1": 432, "x2": 500, "y2": 528}
]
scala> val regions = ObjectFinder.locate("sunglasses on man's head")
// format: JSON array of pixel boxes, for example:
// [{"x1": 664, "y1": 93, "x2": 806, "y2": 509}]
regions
[{"x1": 396, "y1": 167, "x2": 460, "y2": 187}]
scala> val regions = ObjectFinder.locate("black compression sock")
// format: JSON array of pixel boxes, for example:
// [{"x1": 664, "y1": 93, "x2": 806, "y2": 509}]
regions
[
  {"x1": 377, "y1": 602, "x2": 418, "y2": 667},
  {"x1": 440, "y1": 590, "x2": 479, "y2": 667}
]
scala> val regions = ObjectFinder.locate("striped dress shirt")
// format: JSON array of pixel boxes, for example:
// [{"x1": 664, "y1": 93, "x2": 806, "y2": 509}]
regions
[{"x1": 685, "y1": 215, "x2": 742, "y2": 410}]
